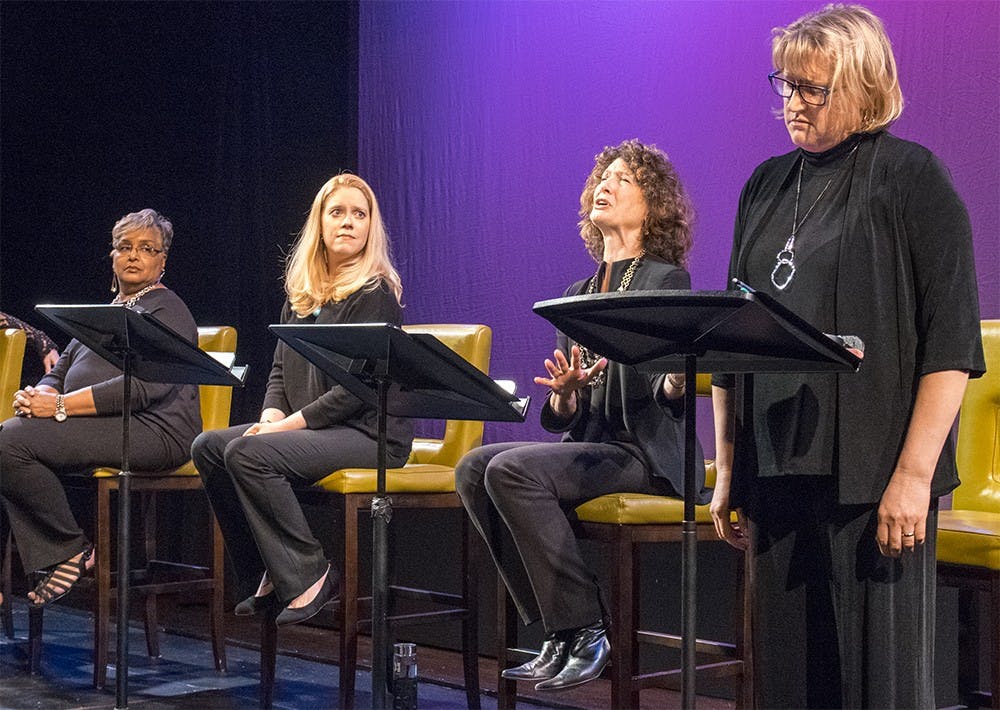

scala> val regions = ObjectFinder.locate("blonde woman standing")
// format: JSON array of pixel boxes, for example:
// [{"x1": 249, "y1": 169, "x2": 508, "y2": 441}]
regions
[{"x1": 193, "y1": 175, "x2": 412, "y2": 626}]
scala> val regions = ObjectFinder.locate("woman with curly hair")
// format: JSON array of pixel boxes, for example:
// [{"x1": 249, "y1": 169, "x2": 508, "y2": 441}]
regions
[
  {"x1": 192, "y1": 174, "x2": 412, "y2": 627},
  {"x1": 456, "y1": 139, "x2": 706, "y2": 692}
]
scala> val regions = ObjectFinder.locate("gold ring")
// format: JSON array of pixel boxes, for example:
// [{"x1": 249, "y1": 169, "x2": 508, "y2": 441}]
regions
[{"x1": 902, "y1": 532, "x2": 915, "y2": 537}]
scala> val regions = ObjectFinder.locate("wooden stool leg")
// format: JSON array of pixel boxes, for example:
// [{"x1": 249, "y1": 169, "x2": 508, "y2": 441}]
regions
[
  {"x1": 210, "y1": 514, "x2": 227, "y2": 671},
  {"x1": 93, "y1": 480, "x2": 112, "y2": 689},
  {"x1": 738, "y1": 548, "x2": 755, "y2": 709},
  {"x1": 142, "y1": 492, "x2": 160, "y2": 658},
  {"x1": 990, "y1": 571, "x2": 999, "y2": 710},
  {"x1": 339, "y1": 497, "x2": 359, "y2": 710},
  {"x1": 27, "y1": 605, "x2": 43, "y2": 672},
  {"x1": 260, "y1": 617, "x2": 277, "y2": 708},
  {"x1": 2, "y1": 526, "x2": 13, "y2": 639},
  {"x1": 497, "y1": 574, "x2": 518, "y2": 710},
  {"x1": 607, "y1": 534, "x2": 636, "y2": 710},
  {"x1": 460, "y1": 513, "x2": 481, "y2": 709}
]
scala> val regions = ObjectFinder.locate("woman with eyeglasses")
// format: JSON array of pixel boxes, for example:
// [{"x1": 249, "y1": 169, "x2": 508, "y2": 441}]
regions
[
  {"x1": 192, "y1": 174, "x2": 412, "y2": 627},
  {"x1": 0, "y1": 208, "x2": 200, "y2": 606},
  {"x1": 708, "y1": 5, "x2": 984, "y2": 707}
]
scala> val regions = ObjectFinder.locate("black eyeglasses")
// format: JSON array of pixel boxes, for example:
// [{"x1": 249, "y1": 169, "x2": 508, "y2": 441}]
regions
[
  {"x1": 113, "y1": 243, "x2": 164, "y2": 258},
  {"x1": 768, "y1": 71, "x2": 831, "y2": 106}
]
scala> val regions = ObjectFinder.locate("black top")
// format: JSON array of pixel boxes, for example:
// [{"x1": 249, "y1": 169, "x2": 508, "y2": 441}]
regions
[
  {"x1": 38, "y1": 288, "x2": 202, "y2": 462},
  {"x1": 742, "y1": 136, "x2": 860, "y2": 479},
  {"x1": 721, "y1": 131, "x2": 985, "y2": 505},
  {"x1": 540, "y1": 255, "x2": 708, "y2": 502},
  {"x1": 263, "y1": 279, "x2": 413, "y2": 461}
]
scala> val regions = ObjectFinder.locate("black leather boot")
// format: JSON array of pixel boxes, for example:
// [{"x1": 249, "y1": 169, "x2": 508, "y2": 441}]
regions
[
  {"x1": 534, "y1": 622, "x2": 609, "y2": 691},
  {"x1": 501, "y1": 633, "x2": 569, "y2": 681}
]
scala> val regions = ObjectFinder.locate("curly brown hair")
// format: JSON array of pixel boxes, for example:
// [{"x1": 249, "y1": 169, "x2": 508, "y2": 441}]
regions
[{"x1": 577, "y1": 139, "x2": 694, "y2": 266}]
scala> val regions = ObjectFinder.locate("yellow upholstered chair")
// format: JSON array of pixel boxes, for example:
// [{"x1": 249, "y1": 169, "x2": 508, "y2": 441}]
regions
[
  {"x1": 259, "y1": 324, "x2": 491, "y2": 709},
  {"x1": 496, "y1": 374, "x2": 752, "y2": 709},
  {"x1": 26, "y1": 326, "x2": 237, "y2": 687},
  {"x1": 0, "y1": 328, "x2": 28, "y2": 638},
  {"x1": 937, "y1": 319, "x2": 999, "y2": 709}
]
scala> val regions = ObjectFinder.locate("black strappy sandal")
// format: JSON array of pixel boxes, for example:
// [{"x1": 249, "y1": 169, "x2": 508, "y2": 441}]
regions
[{"x1": 29, "y1": 546, "x2": 94, "y2": 607}]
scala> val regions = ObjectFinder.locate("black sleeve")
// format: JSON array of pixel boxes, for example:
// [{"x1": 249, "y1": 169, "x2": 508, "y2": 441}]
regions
[
  {"x1": 262, "y1": 301, "x2": 294, "y2": 415},
  {"x1": 901, "y1": 152, "x2": 985, "y2": 377},
  {"x1": 300, "y1": 282, "x2": 404, "y2": 429}
]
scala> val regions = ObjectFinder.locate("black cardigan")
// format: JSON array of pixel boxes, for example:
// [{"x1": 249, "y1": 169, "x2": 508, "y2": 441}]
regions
[
  {"x1": 725, "y1": 131, "x2": 985, "y2": 505},
  {"x1": 540, "y1": 255, "x2": 709, "y2": 503}
]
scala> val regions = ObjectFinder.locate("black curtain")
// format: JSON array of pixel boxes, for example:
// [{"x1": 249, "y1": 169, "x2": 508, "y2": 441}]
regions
[{"x1": 1, "y1": 0, "x2": 359, "y2": 423}]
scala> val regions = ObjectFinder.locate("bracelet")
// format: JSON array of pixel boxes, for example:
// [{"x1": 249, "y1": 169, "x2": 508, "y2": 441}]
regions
[{"x1": 667, "y1": 375, "x2": 685, "y2": 390}]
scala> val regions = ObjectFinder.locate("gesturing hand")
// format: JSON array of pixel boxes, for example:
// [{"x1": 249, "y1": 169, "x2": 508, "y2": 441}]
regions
[{"x1": 533, "y1": 345, "x2": 606, "y2": 395}]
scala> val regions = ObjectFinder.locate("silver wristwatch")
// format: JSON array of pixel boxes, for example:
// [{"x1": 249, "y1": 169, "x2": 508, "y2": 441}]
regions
[{"x1": 54, "y1": 394, "x2": 68, "y2": 422}]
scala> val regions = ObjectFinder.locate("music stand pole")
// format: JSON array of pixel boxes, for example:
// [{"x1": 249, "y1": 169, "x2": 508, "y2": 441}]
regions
[
  {"x1": 371, "y1": 375, "x2": 390, "y2": 710},
  {"x1": 681, "y1": 354, "x2": 697, "y2": 708},
  {"x1": 115, "y1": 350, "x2": 133, "y2": 708}
]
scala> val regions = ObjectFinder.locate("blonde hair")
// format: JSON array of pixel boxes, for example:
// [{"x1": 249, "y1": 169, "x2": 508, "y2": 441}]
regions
[
  {"x1": 772, "y1": 4, "x2": 903, "y2": 134},
  {"x1": 284, "y1": 174, "x2": 403, "y2": 317}
]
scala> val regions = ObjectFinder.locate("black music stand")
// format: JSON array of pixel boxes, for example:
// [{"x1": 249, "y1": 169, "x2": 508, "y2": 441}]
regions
[
  {"x1": 270, "y1": 322, "x2": 529, "y2": 710},
  {"x1": 36, "y1": 304, "x2": 247, "y2": 709},
  {"x1": 533, "y1": 289, "x2": 861, "y2": 708}
]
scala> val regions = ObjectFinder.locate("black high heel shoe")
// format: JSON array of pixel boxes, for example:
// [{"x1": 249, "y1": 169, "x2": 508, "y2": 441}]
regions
[{"x1": 275, "y1": 566, "x2": 340, "y2": 627}]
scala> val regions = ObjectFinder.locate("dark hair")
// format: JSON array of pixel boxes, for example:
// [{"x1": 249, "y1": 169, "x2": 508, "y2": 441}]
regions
[{"x1": 577, "y1": 139, "x2": 694, "y2": 266}]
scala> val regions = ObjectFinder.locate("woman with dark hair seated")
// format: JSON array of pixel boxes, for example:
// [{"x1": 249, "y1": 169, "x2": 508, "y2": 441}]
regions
[
  {"x1": 456, "y1": 139, "x2": 706, "y2": 692},
  {"x1": 1, "y1": 209, "x2": 200, "y2": 606}
]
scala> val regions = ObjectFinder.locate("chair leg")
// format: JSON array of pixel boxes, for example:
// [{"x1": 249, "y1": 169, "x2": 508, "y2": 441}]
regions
[
  {"x1": 2, "y1": 526, "x2": 14, "y2": 639},
  {"x1": 260, "y1": 615, "x2": 277, "y2": 709},
  {"x1": 210, "y1": 513, "x2": 227, "y2": 671},
  {"x1": 738, "y1": 547, "x2": 755, "y2": 709},
  {"x1": 460, "y1": 513, "x2": 481, "y2": 709},
  {"x1": 93, "y1": 479, "x2": 112, "y2": 689},
  {"x1": 339, "y1": 496, "x2": 360, "y2": 710},
  {"x1": 958, "y1": 586, "x2": 981, "y2": 705},
  {"x1": 142, "y1": 492, "x2": 161, "y2": 659},
  {"x1": 497, "y1": 574, "x2": 518, "y2": 710},
  {"x1": 991, "y1": 571, "x2": 999, "y2": 710},
  {"x1": 28, "y1": 605, "x2": 43, "y2": 673},
  {"x1": 607, "y1": 534, "x2": 636, "y2": 710}
]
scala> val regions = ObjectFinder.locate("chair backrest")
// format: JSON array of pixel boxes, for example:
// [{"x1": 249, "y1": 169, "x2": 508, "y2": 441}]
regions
[
  {"x1": 0, "y1": 328, "x2": 27, "y2": 413},
  {"x1": 197, "y1": 326, "x2": 238, "y2": 432},
  {"x1": 401, "y1": 324, "x2": 492, "y2": 467},
  {"x1": 953, "y1": 319, "x2": 1000, "y2": 513}
]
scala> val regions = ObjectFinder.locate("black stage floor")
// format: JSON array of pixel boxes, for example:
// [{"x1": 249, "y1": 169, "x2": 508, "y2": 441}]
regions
[{"x1": 0, "y1": 600, "x2": 553, "y2": 710}]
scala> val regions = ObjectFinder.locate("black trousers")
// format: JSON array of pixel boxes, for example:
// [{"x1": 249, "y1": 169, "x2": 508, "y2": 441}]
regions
[
  {"x1": 0, "y1": 414, "x2": 181, "y2": 573},
  {"x1": 455, "y1": 440, "x2": 671, "y2": 635},
  {"x1": 191, "y1": 423, "x2": 407, "y2": 604},
  {"x1": 747, "y1": 477, "x2": 938, "y2": 709}
]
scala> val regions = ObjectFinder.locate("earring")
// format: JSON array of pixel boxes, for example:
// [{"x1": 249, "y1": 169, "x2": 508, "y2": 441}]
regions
[{"x1": 110, "y1": 273, "x2": 120, "y2": 293}]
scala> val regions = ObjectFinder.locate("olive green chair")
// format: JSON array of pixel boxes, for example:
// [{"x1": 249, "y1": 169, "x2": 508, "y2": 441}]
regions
[
  {"x1": 26, "y1": 326, "x2": 236, "y2": 687},
  {"x1": 937, "y1": 319, "x2": 999, "y2": 709},
  {"x1": 0, "y1": 328, "x2": 27, "y2": 638},
  {"x1": 496, "y1": 374, "x2": 752, "y2": 709},
  {"x1": 259, "y1": 324, "x2": 491, "y2": 709}
]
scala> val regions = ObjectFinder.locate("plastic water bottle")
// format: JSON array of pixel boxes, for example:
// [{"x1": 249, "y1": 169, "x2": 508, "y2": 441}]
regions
[{"x1": 392, "y1": 642, "x2": 418, "y2": 710}]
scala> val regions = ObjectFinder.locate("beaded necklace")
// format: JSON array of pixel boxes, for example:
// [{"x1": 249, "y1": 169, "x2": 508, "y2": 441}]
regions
[{"x1": 578, "y1": 250, "x2": 645, "y2": 387}]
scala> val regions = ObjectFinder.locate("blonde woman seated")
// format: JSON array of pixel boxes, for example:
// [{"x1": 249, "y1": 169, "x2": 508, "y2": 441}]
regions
[{"x1": 193, "y1": 174, "x2": 413, "y2": 626}]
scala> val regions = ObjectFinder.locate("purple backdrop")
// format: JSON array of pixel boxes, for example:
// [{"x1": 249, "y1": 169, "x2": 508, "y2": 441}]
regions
[{"x1": 358, "y1": 1, "x2": 1000, "y2": 446}]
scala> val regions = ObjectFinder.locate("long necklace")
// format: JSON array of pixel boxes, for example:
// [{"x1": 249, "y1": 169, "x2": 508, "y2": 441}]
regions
[
  {"x1": 578, "y1": 249, "x2": 645, "y2": 388},
  {"x1": 112, "y1": 283, "x2": 159, "y2": 309},
  {"x1": 771, "y1": 143, "x2": 859, "y2": 291}
]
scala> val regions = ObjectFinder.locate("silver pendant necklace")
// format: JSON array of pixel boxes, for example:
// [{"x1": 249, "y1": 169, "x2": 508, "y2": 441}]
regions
[
  {"x1": 578, "y1": 249, "x2": 645, "y2": 387},
  {"x1": 771, "y1": 143, "x2": 859, "y2": 290}
]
